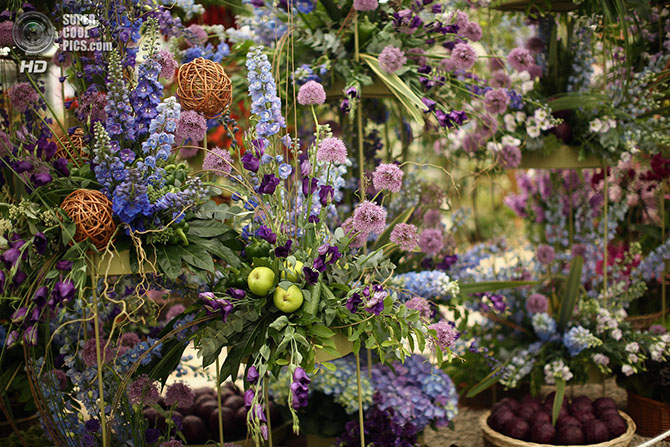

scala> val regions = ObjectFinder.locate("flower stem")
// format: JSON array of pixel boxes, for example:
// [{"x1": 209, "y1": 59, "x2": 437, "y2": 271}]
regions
[
  {"x1": 90, "y1": 268, "x2": 109, "y2": 447},
  {"x1": 215, "y1": 355, "x2": 225, "y2": 447},
  {"x1": 264, "y1": 377, "x2": 273, "y2": 447},
  {"x1": 355, "y1": 350, "x2": 365, "y2": 447}
]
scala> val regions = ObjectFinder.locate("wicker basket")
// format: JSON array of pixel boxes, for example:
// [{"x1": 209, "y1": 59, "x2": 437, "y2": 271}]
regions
[
  {"x1": 479, "y1": 410, "x2": 636, "y2": 447},
  {"x1": 625, "y1": 310, "x2": 665, "y2": 330},
  {"x1": 627, "y1": 390, "x2": 670, "y2": 439}
]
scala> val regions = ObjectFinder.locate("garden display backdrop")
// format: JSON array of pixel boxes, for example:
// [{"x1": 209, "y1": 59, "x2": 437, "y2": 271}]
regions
[{"x1": 0, "y1": 0, "x2": 668, "y2": 447}]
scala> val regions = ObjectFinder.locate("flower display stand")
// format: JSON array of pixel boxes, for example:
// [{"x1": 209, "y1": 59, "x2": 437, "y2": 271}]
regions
[
  {"x1": 479, "y1": 410, "x2": 636, "y2": 447},
  {"x1": 518, "y1": 145, "x2": 604, "y2": 170},
  {"x1": 314, "y1": 332, "x2": 354, "y2": 363},
  {"x1": 92, "y1": 250, "x2": 156, "y2": 276},
  {"x1": 626, "y1": 391, "x2": 670, "y2": 439},
  {"x1": 186, "y1": 421, "x2": 292, "y2": 447},
  {"x1": 491, "y1": 0, "x2": 578, "y2": 12}
]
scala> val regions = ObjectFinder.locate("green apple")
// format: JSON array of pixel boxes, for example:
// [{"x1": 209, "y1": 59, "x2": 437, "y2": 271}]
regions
[
  {"x1": 281, "y1": 260, "x2": 304, "y2": 282},
  {"x1": 247, "y1": 266, "x2": 276, "y2": 296},
  {"x1": 273, "y1": 284, "x2": 304, "y2": 313}
]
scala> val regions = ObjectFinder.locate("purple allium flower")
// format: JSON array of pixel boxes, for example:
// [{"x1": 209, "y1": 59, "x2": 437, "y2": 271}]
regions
[
  {"x1": 536, "y1": 244, "x2": 555, "y2": 265},
  {"x1": 571, "y1": 244, "x2": 587, "y2": 258},
  {"x1": 460, "y1": 22, "x2": 482, "y2": 41},
  {"x1": 526, "y1": 293, "x2": 549, "y2": 314},
  {"x1": 0, "y1": 21, "x2": 13, "y2": 47},
  {"x1": 390, "y1": 223, "x2": 418, "y2": 251},
  {"x1": 186, "y1": 24, "x2": 208, "y2": 44},
  {"x1": 418, "y1": 228, "x2": 443, "y2": 256},
  {"x1": 507, "y1": 47, "x2": 534, "y2": 72},
  {"x1": 82, "y1": 338, "x2": 114, "y2": 368},
  {"x1": 440, "y1": 58, "x2": 456, "y2": 72},
  {"x1": 499, "y1": 145, "x2": 521, "y2": 169},
  {"x1": 476, "y1": 114, "x2": 498, "y2": 138},
  {"x1": 525, "y1": 36, "x2": 545, "y2": 55},
  {"x1": 77, "y1": 90, "x2": 107, "y2": 124},
  {"x1": 166, "y1": 304, "x2": 186, "y2": 322},
  {"x1": 317, "y1": 137, "x2": 347, "y2": 164},
  {"x1": 483, "y1": 88, "x2": 510, "y2": 115},
  {"x1": 406, "y1": 296, "x2": 432, "y2": 319},
  {"x1": 120, "y1": 332, "x2": 141, "y2": 347},
  {"x1": 128, "y1": 375, "x2": 160, "y2": 405},
  {"x1": 423, "y1": 209, "x2": 441, "y2": 227},
  {"x1": 203, "y1": 147, "x2": 233, "y2": 176},
  {"x1": 352, "y1": 201, "x2": 387, "y2": 235},
  {"x1": 649, "y1": 324, "x2": 666, "y2": 335},
  {"x1": 155, "y1": 49, "x2": 178, "y2": 79},
  {"x1": 490, "y1": 71, "x2": 511, "y2": 88},
  {"x1": 450, "y1": 43, "x2": 477, "y2": 70},
  {"x1": 255, "y1": 225, "x2": 277, "y2": 244},
  {"x1": 164, "y1": 382, "x2": 195, "y2": 408},
  {"x1": 527, "y1": 64, "x2": 543, "y2": 79},
  {"x1": 8, "y1": 82, "x2": 39, "y2": 112},
  {"x1": 353, "y1": 0, "x2": 378, "y2": 11},
  {"x1": 175, "y1": 110, "x2": 207, "y2": 143},
  {"x1": 462, "y1": 133, "x2": 481, "y2": 154},
  {"x1": 258, "y1": 174, "x2": 280, "y2": 194},
  {"x1": 297, "y1": 80, "x2": 326, "y2": 105},
  {"x1": 241, "y1": 151, "x2": 260, "y2": 172},
  {"x1": 342, "y1": 218, "x2": 369, "y2": 249},
  {"x1": 372, "y1": 163, "x2": 404, "y2": 192},
  {"x1": 428, "y1": 320, "x2": 458, "y2": 351},
  {"x1": 378, "y1": 46, "x2": 407, "y2": 73}
]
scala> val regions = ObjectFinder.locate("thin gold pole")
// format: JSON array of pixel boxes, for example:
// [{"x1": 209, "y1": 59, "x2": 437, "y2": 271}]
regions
[
  {"x1": 354, "y1": 11, "x2": 365, "y2": 202},
  {"x1": 355, "y1": 350, "x2": 365, "y2": 447},
  {"x1": 603, "y1": 168, "x2": 608, "y2": 302},
  {"x1": 662, "y1": 181, "x2": 667, "y2": 320},
  {"x1": 215, "y1": 356, "x2": 225, "y2": 447},
  {"x1": 90, "y1": 268, "x2": 109, "y2": 447},
  {"x1": 264, "y1": 377, "x2": 273, "y2": 447}
]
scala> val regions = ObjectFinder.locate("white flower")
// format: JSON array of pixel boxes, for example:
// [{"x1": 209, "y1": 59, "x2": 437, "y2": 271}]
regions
[
  {"x1": 527, "y1": 125, "x2": 541, "y2": 138},
  {"x1": 662, "y1": 334, "x2": 670, "y2": 343},
  {"x1": 515, "y1": 111, "x2": 526, "y2": 123},
  {"x1": 487, "y1": 141, "x2": 502, "y2": 153},
  {"x1": 592, "y1": 353, "x2": 610, "y2": 365},
  {"x1": 608, "y1": 118, "x2": 617, "y2": 129},
  {"x1": 589, "y1": 118, "x2": 603, "y2": 133},
  {"x1": 539, "y1": 119, "x2": 554, "y2": 131},
  {"x1": 625, "y1": 342, "x2": 639, "y2": 353},
  {"x1": 518, "y1": 71, "x2": 531, "y2": 82},
  {"x1": 502, "y1": 135, "x2": 521, "y2": 147},
  {"x1": 521, "y1": 80, "x2": 534, "y2": 94},
  {"x1": 627, "y1": 353, "x2": 639, "y2": 364},
  {"x1": 611, "y1": 328, "x2": 622, "y2": 340},
  {"x1": 621, "y1": 365, "x2": 634, "y2": 376},
  {"x1": 601, "y1": 120, "x2": 610, "y2": 133},
  {"x1": 504, "y1": 114, "x2": 517, "y2": 132},
  {"x1": 534, "y1": 109, "x2": 548, "y2": 122}
]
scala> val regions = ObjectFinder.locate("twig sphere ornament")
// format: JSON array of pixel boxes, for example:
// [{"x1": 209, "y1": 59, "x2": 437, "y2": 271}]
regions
[
  {"x1": 60, "y1": 189, "x2": 116, "y2": 251},
  {"x1": 55, "y1": 128, "x2": 88, "y2": 161},
  {"x1": 176, "y1": 57, "x2": 232, "y2": 118}
]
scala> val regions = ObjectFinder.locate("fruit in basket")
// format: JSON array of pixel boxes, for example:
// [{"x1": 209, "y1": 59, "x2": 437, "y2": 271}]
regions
[
  {"x1": 182, "y1": 415, "x2": 208, "y2": 444},
  {"x1": 584, "y1": 420, "x2": 609, "y2": 444},
  {"x1": 556, "y1": 424, "x2": 585, "y2": 445},
  {"x1": 273, "y1": 284, "x2": 304, "y2": 313},
  {"x1": 530, "y1": 422, "x2": 556, "y2": 443},
  {"x1": 223, "y1": 394, "x2": 245, "y2": 412},
  {"x1": 487, "y1": 393, "x2": 627, "y2": 445}
]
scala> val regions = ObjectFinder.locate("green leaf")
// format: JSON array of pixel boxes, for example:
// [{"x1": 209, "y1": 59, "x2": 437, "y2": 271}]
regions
[
  {"x1": 459, "y1": 281, "x2": 538, "y2": 297},
  {"x1": 188, "y1": 220, "x2": 233, "y2": 238},
  {"x1": 552, "y1": 379, "x2": 566, "y2": 426},
  {"x1": 60, "y1": 221, "x2": 76, "y2": 245},
  {"x1": 466, "y1": 368, "x2": 501, "y2": 398},
  {"x1": 360, "y1": 53, "x2": 425, "y2": 125},
  {"x1": 557, "y1": 255, "x2": 584, "y2": 331},
  {"x1": 311, "y1": 325, "x2": 335, "y2": 339},
  {"x1": 156, "y1": 245, "x2": 183, "y2": 280},
  {"x1": 190, "y1": 236, "x2": 241, "y2": 268},
  {"x1": 181, "y1": 244, "x2": 215, "y2": 272},
  {"x1": 320, "y1": 362, "x2": 336, "y2": 371},
  {"x1": 304, "y1": 282, "x2": 321, "y2": 315},
  {"x1": 269, "y1": 315, "x2": 289, "y2": 331}
]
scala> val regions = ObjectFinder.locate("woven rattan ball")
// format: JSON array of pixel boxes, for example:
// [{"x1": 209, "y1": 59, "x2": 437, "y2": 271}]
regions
[
  {"x1": 55, "y1": 128, "x2": 88, "y2": 161},
  {"x1": 176, "y1": 57, "x2": 232, "y2": 118},
  {"x1": 60, "y1": 189, "x2": 116, "y2": 251}
]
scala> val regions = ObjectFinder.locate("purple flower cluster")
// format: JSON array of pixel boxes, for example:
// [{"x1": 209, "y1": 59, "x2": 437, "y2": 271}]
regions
[
  {"x1": 304, "y1": 244, "x2": 342, "y2": 284},
  {"x1": 346, "y1": 285, "x2": 386, "y2": 315},
  {"x1": 199, "y1": 292, "x2": 233, "y2": 321},
  {"x1": 290, "y1": 367, "x2": 311, "y2": 408}
]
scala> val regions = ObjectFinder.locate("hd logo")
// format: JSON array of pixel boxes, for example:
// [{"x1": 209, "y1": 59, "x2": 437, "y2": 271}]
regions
[{"x1": 19, "y1": 59, "x2": 48, "y2": 74}]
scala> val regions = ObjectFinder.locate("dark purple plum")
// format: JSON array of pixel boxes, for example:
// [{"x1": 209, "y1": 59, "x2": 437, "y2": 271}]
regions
[
  {"x1": 196, "y1": 400, "x2": 219, "y2": 421},
  {"x1": 143, "y1": 407, "x2": 164, "y2": 429},
  {"x1": 529, "y1": 422, "x2": 555, "y2": 444},
  {"x1": 517, "y1": 404, "x2": 540, "y2": 421},
  {"x1": 603, "y1": 413, "x2": 627, "y2": 438},
  {"x1": 593, "y1": 397, "x2": 617, "y2": 415},
  {"x1": 584, "y1": 420, "x2": 609, "y2": 444},
  {"x1": 503, "y1": 418, "x2": 530, "y2": 440},
  {"x1": 557, "y1": 415, "x2": 582, "y2": 430},
  {"x1": 556, "y1": 425, "x2": 585, "y2": 445},
  {"x1": 528, "y1": 411, "x2": 551, "y2": 427},
  {"x1": 570, "y1": 396, "x2": 593, "y2": 415},
  {"x1": 223, "y1": 395, "x2": 245, "y2": 412},
  {"x1": 488, "y1": 409, "x2": 516, "y2": 433},
  {"x1": 521, "y1": 394, "x2": 542, "y2": 406},
  {"x1": 209, "y1": 406, "x2": 240, "y2": 439},
  {"x1": 573, "y1": 411, "x2": 596, "y2": 424},
  {"x1": 182, "y1": 415, "x2": 208, "y2": 444},
  {"x1": 495, "y1": 398, "x2": 520, "y2": 414},
  {"x1": 194, "y1": 387, "x2": 215, "y2": 397}
]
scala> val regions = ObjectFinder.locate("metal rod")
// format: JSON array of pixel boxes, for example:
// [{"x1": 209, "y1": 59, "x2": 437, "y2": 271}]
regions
[{"x1": 355, "y1": 350, "x2": 365, "y2": 447}]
